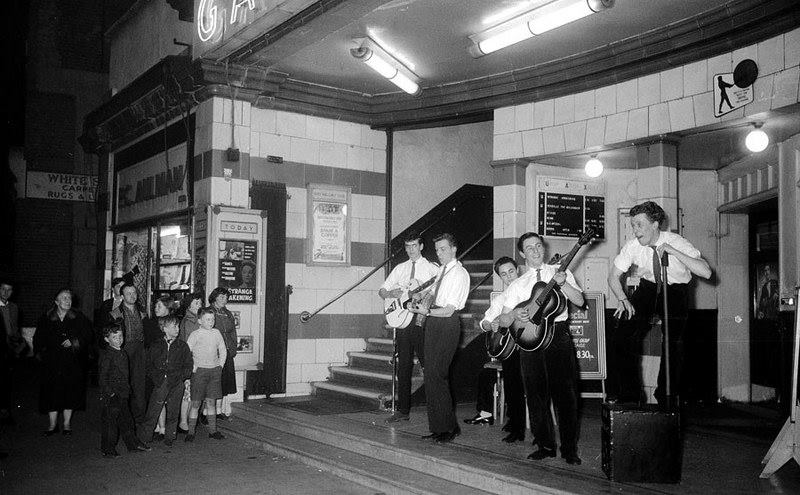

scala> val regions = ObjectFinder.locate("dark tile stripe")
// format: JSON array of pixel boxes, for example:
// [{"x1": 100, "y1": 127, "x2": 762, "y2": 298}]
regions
[
  {"x1": 287, "y1": 313, "x2": 386, "y2": 340},
  {"x1": 285, "y1": 237, "x2": 385, "y2": 266},
  {"x1": 247, "y1": 157, "x2": 385, "y2": 196}
]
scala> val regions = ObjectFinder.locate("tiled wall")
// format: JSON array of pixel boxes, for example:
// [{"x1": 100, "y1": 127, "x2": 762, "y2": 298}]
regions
[
  {"x1": 493, "y1": 27, "x2": 800, "y2": 161},
  {"x1": 195, "y1": 97, "x2": 387, "y2": 396}
]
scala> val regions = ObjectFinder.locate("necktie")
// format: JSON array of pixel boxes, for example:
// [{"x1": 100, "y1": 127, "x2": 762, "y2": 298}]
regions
[
  {"x1": 409, "y1": 260, "x2": 416, "y2": 281},
  {"x1": 651, "y1": 246, "x2": 662, "y2": 292},
  {"x1": 536, "y1": 268, "x2": 541, "y2": 282}
]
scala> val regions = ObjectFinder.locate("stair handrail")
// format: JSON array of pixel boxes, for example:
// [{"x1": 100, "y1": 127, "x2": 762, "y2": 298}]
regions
[
  {"x1": 468, "y1": 270, "x2": 493, "y2": 297},
  {"x1": 299, "y1": 228, "x2": 492, "y2": 323}
]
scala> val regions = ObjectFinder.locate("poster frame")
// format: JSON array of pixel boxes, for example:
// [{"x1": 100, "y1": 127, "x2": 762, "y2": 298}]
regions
[{"x1": 306, "y1": 183, "x2": 351, "y2": 267}]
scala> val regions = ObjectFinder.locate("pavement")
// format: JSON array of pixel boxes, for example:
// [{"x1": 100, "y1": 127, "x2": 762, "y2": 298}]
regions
[{"x1": 0, "y1": 360, "x2": 378, "y2": 495}]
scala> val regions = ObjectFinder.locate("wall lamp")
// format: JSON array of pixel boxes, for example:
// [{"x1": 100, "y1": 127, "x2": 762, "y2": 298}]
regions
[
  {"x1": 350, "y1": 37, "x2": 421, "y2": 95},
  {"x1": 745, "y1": 123, "x2": 769, "y2": 153},
  {"x1": 585, "y1": 155, "x2": 603, "y2": 178},
  {"x1": 469, "y1": 0, "x2": 615, "y2": 57}
]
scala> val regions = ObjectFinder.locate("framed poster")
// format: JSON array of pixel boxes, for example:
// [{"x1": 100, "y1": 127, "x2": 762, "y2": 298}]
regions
[
  {"x1": 306, "y1": 184, "x2": 351, "y2": 266},
  {"x1": 217, "y1": 239, "x2": 257, "y2": 303},
  {"x1": 567, "y1": 292, "x2": 607, "y2": 380}
]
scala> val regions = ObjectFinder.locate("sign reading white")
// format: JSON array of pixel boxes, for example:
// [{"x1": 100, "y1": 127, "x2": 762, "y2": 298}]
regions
[
  {"x1": 115, "y1": 145, "x2": 187, "y2": 224},
  {"x1": 26, "y1": 171, "x2": 97, "y2": 202},
  {"x1": 307, "y1": 184, "x2": 350, "y2": 266}
]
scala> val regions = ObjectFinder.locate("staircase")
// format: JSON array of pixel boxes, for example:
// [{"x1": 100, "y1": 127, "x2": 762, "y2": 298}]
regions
[{"x1": 312, "y1": 258, "x2": 494, "y2": 409}]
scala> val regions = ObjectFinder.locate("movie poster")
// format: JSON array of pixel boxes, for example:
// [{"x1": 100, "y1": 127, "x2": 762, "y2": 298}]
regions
[
  {"x1": 217, "y1": 239, "x2": 257, "y2": 303},
  {"x1": 307, "y1": 185, "x2": 350, "y2": 266}
]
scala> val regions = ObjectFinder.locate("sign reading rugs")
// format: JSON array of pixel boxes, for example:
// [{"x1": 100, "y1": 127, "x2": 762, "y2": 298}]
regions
[{"x1": 26, "y1": 171, "x2": 97, "y2": 202}]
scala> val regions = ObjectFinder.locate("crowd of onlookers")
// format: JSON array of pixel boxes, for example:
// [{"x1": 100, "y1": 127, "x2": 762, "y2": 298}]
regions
[{"x1": 0, "y1": 277, "x2": 239, "y2": 458}]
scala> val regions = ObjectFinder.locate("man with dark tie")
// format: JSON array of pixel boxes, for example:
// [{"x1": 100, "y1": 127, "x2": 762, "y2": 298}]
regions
[
  {"x1": 379, "y1": 233, "x2": 438, "y2": 423},
  {"x1": 607, "y1": 201, "x2": 711, "y2": 406}
]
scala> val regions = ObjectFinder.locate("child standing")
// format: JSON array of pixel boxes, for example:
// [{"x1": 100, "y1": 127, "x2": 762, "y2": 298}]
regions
[
  {"x1": 138, "y1": 315, "x2": 193, "y2": 447},
  {"x1": 185, "y1": 307, "x2": 227, "y2": 442},
  {"x1": 98, "y1": 325, "x2": 151, "y2": 457}
]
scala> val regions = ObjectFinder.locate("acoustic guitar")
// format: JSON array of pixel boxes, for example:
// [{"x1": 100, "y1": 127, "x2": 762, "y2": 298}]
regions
[
  {"x1": 384, "y1": 275, "x2": 437, "y2": 328},
  {"x1": 509, "y1": 228, "x2": 595, "y2": 352}
]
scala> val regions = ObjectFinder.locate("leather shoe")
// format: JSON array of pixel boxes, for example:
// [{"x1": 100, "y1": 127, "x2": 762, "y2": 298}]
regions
[
  {"x1": 463, "y1": 413, "x2": 494, "y2": 426},
  {"x1": 132, "y1": 443, "x2": 151, "y2": 452},
  {"x1": 563, "y1": 454, "x2": 582, "y2": 465},
  {"x1": 501, "y1": 421, "x2": 513, "y2": 433},
  {"x1": 177, "y1": 426, "x2": 189, "y2": 435},
  {"x1": 502, "y1": 432, "x2": 525, "y2": 443},
  {"x1": 44, "y1": 426, "x2": 59, "y2": 437},
  {"x1": 527, "y1": 448, "x2": 556, "y2": 460},
  {"x1": 385, "y1": 412, "x2": 410, "y2": 423},
  {"x1": 421, "y1": 432, "x2": 439, "y2": 440},
  {"x1": 434, "y1": 426, "x2": 461, "y2": 443}
]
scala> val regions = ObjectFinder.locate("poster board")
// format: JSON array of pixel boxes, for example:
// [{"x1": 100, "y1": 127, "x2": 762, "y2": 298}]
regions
[
  {"x1": 568, "y1": 292, "x2": 607, "y2": 380},
  {"x1": 536, "y1": 176, "x2": 605, "y2": 240},
  {"x1": 306, "y1": 184, "x2": 351, "y2": 266},
  {"x1": 217, "y1": 239, "x2": 258, "y2": 303}
]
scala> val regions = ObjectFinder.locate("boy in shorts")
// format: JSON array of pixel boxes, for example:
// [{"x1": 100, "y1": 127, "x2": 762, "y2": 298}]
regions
[
  {"x1": 185, "y1": 307, "x2": 227, "y2": 441},
  {"x1": 139, "y1": 315, "x2": 193, "y2": 446}
]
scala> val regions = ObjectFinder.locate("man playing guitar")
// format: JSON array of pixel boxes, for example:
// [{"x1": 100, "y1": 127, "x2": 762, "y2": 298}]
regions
[
  {"x1": 499, "y1": 232, "x2": 584, "y2": 465},
  {"x1": 380, "y1": 233, "x2": 439, "y2": 423}
]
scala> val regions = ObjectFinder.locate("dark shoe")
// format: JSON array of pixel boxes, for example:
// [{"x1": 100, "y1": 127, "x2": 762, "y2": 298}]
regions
[
  {"x1": 434, "y1": 426, "x2": 461, "y2": 444},
  {"x1": 564, "y1": 454, "x2": 582, "y2": 465},
  {"x1": 422, "y1": 432, "x2": 439, "y2": 440},
  {"x1": 385, "y1": 412, "x2": 410, "y2": 423},
  {"x1": 463, "y1": 413, "x2": 494, "y2": 425},
  {"x1": 208, "y1": 431, "x2": 225, "y2": 440},
  {"x1": 527, "y1": 448, "x2": 556, "y2": 460},
  {"x1": 199, "y1": 415, "x2": 208, "y2": 425},
  {"x1": 501, "y1": 421, "x2": 513, "y2": 433},
  {"x1": 44, "y1": 426, "x2": 59, "y2": 436},
  {"x1": 151, "y1": 433, "x2": 164, "y2": 442},
  {"x1": 177, "y1": 426, "x2": 189, "y2": 435},
  {"x1": 164, "y1": 438, "x2": 174, "y2": 447},
  {"x1": 102, "y1": 450, "x2": 120, "y2": 458},
  {"x1": 502, "y1": 432, "x2": 525, "y2": 443},
  {"x1": 185, "y1": 434, "x2": 195, "y2": 443},
  {"x1": 132, "y1": 442, "x2": 151, "y2": 452},
  {"x1": 216, "y1": 413, "x2": 228, "y2": 421},
  {"x1": 62, "y1": 428, "x2": 72, "y2": 436}
]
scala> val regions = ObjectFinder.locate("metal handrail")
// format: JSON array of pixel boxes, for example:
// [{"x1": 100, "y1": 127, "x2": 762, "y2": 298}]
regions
[{"x1": 299, "y1": 227, "x2": 493, "y2": 322}]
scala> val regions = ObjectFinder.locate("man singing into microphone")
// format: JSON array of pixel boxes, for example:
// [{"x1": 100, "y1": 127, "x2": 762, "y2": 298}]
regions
[{"x1": 607, "y1": 201, "x2": 711, "y2": 406}]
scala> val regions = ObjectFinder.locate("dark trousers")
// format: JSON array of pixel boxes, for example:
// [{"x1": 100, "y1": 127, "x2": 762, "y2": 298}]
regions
[
  {"x1": 100, "y1": 395, "x2": 139, "y2": 453},
  {"x1": 125, "y1": 342, "x2": 146, "y2": 423},
  {"x1": 475, "y1": 368, "x2": 494, "y2": 413},
  {"x1": 396, "y1": 325, "x2": 424, "y2": 414},
  {"x1": 502, "y1": 350, "x2": 526, "y2": 435},
  {"x1": 520, "y1": 322, "x2": 579, "y2": 457},
  {"x1": 423, "y1": 314, "x2": 460, "y2": 434},
  {"x1": 608, "y1": 280, "x2": 687, "y2": 405},
  {"x1": 138, "y1": 380, "x2": 183, "y2": 442}
]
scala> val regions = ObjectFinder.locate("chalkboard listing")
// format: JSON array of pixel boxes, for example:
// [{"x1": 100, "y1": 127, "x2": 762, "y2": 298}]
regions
[
  {"x1": 567, "y1": 293, "x2": 606, "y2": 379},
  {"x1": 538, "y1": 192, "x2": 605, "y2": 239}
]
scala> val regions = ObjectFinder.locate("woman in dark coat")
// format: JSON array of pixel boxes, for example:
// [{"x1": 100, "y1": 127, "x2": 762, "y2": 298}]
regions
[
  {"x1": 209, "y1": 287, "x2": 237, "y2": 419},
  {"x1": 34, "y1": 288, "x2": 92, "y2": 435}
]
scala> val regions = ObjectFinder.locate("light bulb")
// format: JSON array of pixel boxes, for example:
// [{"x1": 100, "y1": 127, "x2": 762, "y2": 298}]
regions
[
  {"x1": 585, "y1": 157, "x2": 603, "y2": 177},
  {"x1": 745, "y1": 128, "x2": 768, "y2": 152}
]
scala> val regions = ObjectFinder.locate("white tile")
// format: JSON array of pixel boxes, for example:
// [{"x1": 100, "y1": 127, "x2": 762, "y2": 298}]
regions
[
  {"x1": 683, "y1": 60, "x2": 707, "y2": 97},
  {"x1": 493, "y1": 184, "x2": 516, "y2": 213},
  {"x1": 304, "y1": 266, "x2": 333, "y2": 290},
  {"x1": 493, "y1": 211, "x2": 504, "y2": 237},
  {"x1": 626, "y1": 108, "x2": 648, "y2": 140},
  {"x1": 692, "y1": 92, "x2": 717, "y2": 127},
  {"x1": 720, "y1": 106, "x2": 744, "y2": 122},
  {"x1": 220, "y1": 98, "x2": 232, "y2": 124},
  {"x1": 553, "y1": 95, "x2": 575, "y2": 125},
  {"x1": 351, "y1": 194, "x2": 372, "y2": 219},
  {"x1": 251, "y1": 108, "x2": 277, "y2": 133},
  {"x1": 595, "y1": 85, "x2": 616, "y2": 117},
  {"x1": 604, "y1": 112, "x2": 628, "y2": 144},
  {"x1": 333, "y1": 120, "x2": 363, "y2": 146},
  {"x1": 563, "y1": 121, "x2": 586, "y2": 151},
  {"x1": 359, "y1": 218, "x2": 384, "y2": 244},
  {"x1": 494, "y1": 107, "x2": 516, "y2": 134},
  {"x1": 260, "y1": 133, "x2": 291, "y2": 160},
  {"x1": 745, "y1": 74, "x2": 774, "y2": 116},
  {"x1": 316, "y1": 339, "x2": 344, "y2": 364},
  {"x1": 306, "y1": 116, "x2": 334, "y2": 142},
  {"x1": 276, "y1": 110, "x2": 307, "y2": 138},
  {"x1": 515, "y1": 103, "x2": 534, "y2": 131},
  {"x1": 616, "y1": 79, "x2": 638, "y2": 112},
  {"x1": 285, "y1": 364, "x2": 302, "y2": 384},
  {"x1": 249, "y1": 132, "x2": 260, "y2": 157},
  {"x1": 233, "y1": 100, "x2": 244, "y2": 125},
  {"x1": 503, "y1": 211, "x2": 525, "y2": 239},
  {"x1": 372, "y1": 195, "x2": 386, "y2": 220},
  {"x1": 286, "y1": 186, "x2": 306, "y2": 213},
  {"x1": 660, "y1": 67, "x2": 683, "y2": 102},
  {"x1": 668, "y1": 97, "x2": 695, "y2": 131},
  {"x1": 285, "y1": 382, "x2": 312, "y2": 396},
  {"x1": 758, "y1": 36, "x2": 784, "y2": 76},
  {"x1": 194, "y1": 124, "x2": 212, "y2": 155},
  {"x1": 521, "y1": 129, "x2": 544, "y2": 157},
  {"x1": 362, "y1": 128, "x2": 387, "y2": 149},
  {"x1": 574, "y1": 90, "x2": 595, "y2": 121},
  {"x1": 285, "y1": 262, "x2": 304, "y2": 287},
  {"x1": 372, "y1": 149, "x2": 387, "y2": 173},
  {"x1": 533, "y1": 100, "x2": 555, "y2": 128},
  {"x1": 638, "y1": 73, "x2": 661, "y2": 107},
  {"x1": 347, "y1": 146, "x2": 372, "y2": 171},
  {"x1": 542, "y1": 126, "x2": 565, "y2": 154},
  {"x1": 196, "y1": 99, "x2": 213, "y2": 127},
  {"x1": 290, "y1": 137, "x2": 320, "y2": 165},
  {"x1": 242, "y1": 101, "x2": 251, "y2": 126},
  {"x1": 316, "y1": 289, "x2": 344, "y2": 313},
  {"x1": 706, "y1": 53, "x2": 733, "y2": 91},
  {"x1": 236, "y1": 125, "x2": 250, "y2": 154},
  {"x1": 732, "y1": 44, "x2": 758, "y2": 71},
  {"x1": 212, "y1": 98, "x2": 225, "y2": 123},
  {"x1": 342, "y1": 291, "x2": 373, "y2": 314},
  {"x1": 349, "y1": 218, "x2": 360, "y2": 242},
  {"x1": 287, "y1": 338, "x2": 316, "y2": 364},
  {"x1": 648, "y1": 102, "x2": 670, "y2": 135},
  {"x1": 319, "y1": 141, "x2": 348, "y2": 169},
  {"x1": 301, "y1": 363, "x2": 330, "y2": 382},
  {"x1": 493, "y1": 132, "x2": 523, "y2": 160},
  {"x1": 286, "y1": 211, "x2": 306, "y2": 238},
  {"x1": 585, "y1": 117, "x2": 606, "y2": 148},
  {"x1": 785, "y1": 27, "x2": 800, "y2": 69},
  {"x1": 211, "y1": 122, "x2": 230, "y2": 150},
  {"x1": 772, "y1": 66, "x2": 800, "y2": 110}
]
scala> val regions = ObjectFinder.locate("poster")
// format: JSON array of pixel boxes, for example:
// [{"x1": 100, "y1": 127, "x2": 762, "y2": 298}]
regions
[
  {"x1": 754, "y1": 262, "x2": 779, "y2": 321},
  {"x1": 217, "y1": 239, "x2": 257, "y2": 303},
  {"x1": 307, "y1": 184, "x2": 350, "y2": 265},
  {"x1": 567, "y1": 293, "x2": 606, "y2": 379}
]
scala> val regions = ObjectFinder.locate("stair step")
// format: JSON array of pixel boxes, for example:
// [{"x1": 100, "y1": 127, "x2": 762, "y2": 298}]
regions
[
  {"x1": 330, "y1": 366, "x2": 423, "y2": 383},
  {"x1": 222, "y1": 415, "x2": 490, "y2": 495},
  {"x1": 461, "y1": 259, "x2": 493, "y2": 266},
  {"x1": 312, "y1": 381, "x2": 387, "y2": 401}
]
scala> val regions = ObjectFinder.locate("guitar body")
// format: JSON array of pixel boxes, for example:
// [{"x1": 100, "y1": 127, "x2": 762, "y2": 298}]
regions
[
  {"x1": 384, "y1": 279, "x2": 421, "y2": 328},
  {"x1": 484, "y1": 327, "x2": 517, "y2": 360},
  {"x1": 510, "y1": 281, "x2": 567, "y2": 352}
]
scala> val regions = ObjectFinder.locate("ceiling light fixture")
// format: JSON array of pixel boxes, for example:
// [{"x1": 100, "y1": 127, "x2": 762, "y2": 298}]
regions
[
  {"x1": 585, "y1": 155, "x2": 603, "y2": 178},
  {"x1": 469, "y1": 0, "x2": 615, "y2": 57},
  {"x1": 745, "y1": 123, "x2": 769, "y2": 153},
  {"x1": 350, "y1": 37, "x2": 421, "y2": 96}
]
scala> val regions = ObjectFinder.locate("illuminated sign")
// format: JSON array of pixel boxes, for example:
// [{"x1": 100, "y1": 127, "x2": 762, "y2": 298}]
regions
[
  {"x1": 196, "y1": 0, "x2": 258, "y2": 43},
  {"x1": 115, "y1": 146, "x2": 188, "y2": 224}
]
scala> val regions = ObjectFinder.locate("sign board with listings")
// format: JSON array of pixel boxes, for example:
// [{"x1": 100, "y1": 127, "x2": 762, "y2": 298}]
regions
[
  {"x1": 26, "y1": 171, "x2": 97, "y2": 202},
  {"x1": 536, "y1": 176, "x2": 606, "y2": 240}
]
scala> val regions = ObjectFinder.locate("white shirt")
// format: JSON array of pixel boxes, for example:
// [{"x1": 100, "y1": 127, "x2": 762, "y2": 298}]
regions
[
  {"x1": 613, "y1": 231, "x2": 701, "y2": 285},
  {"x1": 381, "y1": 257, "x2": 439, "y2": 291},
  {"x1": 503, "y1": 264, "x2": 580, "y2": 322},
  {"x1": 480, "y1": 290, "x2": 509, "y2": 329},
  {"x1": 432, "y1": 259, "x2": 470, "y2": 310}
]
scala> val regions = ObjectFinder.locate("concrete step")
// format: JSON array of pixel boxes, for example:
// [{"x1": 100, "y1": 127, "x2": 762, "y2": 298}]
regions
[
  {"x1": 311, "y1": 381, "x2": 387, "y2": 405},
  {"x1": 365, "y1": 337, "x2": 394, "y2": 353},
  {"x1": 328, "y1": 366, "x2": 423, "y2": 392},
  {"x1": 225, "y1": 401, "x2": 610, "y2": 495},
  {"x1": 222, "y1": 413, "x2": 491, "y2": 495}
]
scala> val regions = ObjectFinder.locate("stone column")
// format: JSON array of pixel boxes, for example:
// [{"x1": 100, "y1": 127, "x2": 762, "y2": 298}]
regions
[{"x1": 491, "y1": 159, "x2": 527, "y2": 290}]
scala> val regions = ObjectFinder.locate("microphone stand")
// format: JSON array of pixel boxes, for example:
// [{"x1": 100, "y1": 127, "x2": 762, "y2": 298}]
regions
[{"x1": 660, "y1": 251, "x2": 673, "y2": 410}]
